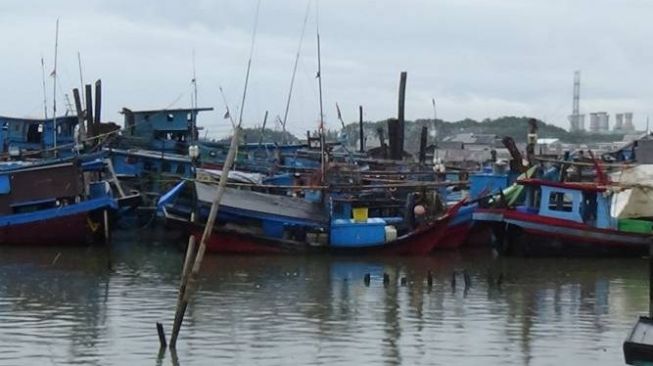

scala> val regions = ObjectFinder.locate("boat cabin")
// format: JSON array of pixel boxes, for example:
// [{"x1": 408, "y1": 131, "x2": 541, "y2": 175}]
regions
[
  {"x1": 0, "y1": 115, "x2": 78, "y2": 158},
  {"x1": 517, "y1": 179, "x2": 614, "y2": 228},
  {"x1": 121, "y1": 107, "x2": 213, "y2": 152},
  {"x1": 0, "y1": 161, "x2": 84, "y2": 215}
]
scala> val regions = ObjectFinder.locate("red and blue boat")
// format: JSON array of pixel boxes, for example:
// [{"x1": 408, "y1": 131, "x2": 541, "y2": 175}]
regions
[
  {"x1": 0, "y1": 159, "x2": 121, "y2": 245},
  {"x1": 160, "y1": 174, "x2": 463, "y2": 255},
  {"x1": 474, "y1": 178, "x2": 653, "y2": 256}
]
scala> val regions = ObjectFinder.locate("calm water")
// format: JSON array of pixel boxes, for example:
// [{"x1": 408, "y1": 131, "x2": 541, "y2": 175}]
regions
[{"x1": 0, "y1": 228, "x2": 648, "y2": 365}]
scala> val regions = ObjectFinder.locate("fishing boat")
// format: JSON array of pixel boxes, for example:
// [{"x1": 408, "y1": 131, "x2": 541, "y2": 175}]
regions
[
  {"x1": 473, "y1": 177, "x2": 653, "y2": 256},
  {"x1": 159, "y1": 173, "x2": 461, "y2": 255},
  {"x1": 0, "y1": 159, "x2": 118, "y2": 245},
  {"x1": 0, "y1": 115, "x2": 79, "y2": 159}
]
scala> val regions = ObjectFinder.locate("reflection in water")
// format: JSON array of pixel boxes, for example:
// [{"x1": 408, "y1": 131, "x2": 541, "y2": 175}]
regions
[{"x1": 0, "y1": 229, "x2": 648, "y2": 365}]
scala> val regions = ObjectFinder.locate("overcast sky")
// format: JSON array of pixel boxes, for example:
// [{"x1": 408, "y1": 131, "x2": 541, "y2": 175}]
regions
[{"x1": 0, "y1": 0, "x2": 651, "y2": 138}]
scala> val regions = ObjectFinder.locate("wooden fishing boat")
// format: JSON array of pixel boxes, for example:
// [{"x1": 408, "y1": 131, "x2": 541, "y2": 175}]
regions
[
  {"x1": 0, "y1": 160, "x2": 118, "y2": 245},
  {"x1": 161, "y1": 179, "x2": 462, "y2": 255},
  {"x1": 624, "y1": 316, "x2": 653, "y2": 364},
  {"x1": 171, "y1": 207, "x2": 457, "y2": 256},
  {"x1": 474, "y1": 178, "x2": 653, "y2": 256}
]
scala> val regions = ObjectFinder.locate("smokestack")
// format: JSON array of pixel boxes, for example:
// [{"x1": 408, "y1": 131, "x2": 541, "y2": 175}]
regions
[
  {"x1": 625, "y1": 112, "x2": 635, "y2": 131},
  {"x1": 615, "y1": 113, "x2": 624, "y2": 131}
]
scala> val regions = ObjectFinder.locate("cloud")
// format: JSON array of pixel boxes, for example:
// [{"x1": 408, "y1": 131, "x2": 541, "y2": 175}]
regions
[{"x1": 0, "y1": 0, "x2": 651, "y2": 137}]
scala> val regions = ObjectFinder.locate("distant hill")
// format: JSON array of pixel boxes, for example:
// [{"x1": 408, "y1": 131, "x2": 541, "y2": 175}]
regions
[
  {"x1": 339, "y1": 116, "x2": 626, "y2": 152},
  {"x1": 218, "y1": 117, "x2": 627, "y2": 150}
]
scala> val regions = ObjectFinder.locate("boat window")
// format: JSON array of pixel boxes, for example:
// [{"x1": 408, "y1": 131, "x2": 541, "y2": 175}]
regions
[
  {"x1": 548, "y1": 191, "x2": 574, "y2": 212},
  {"x1": 143, "y1": 161, "x2": 154, "y2": 172},
  {"x1": 12, "y1": 199, "x2": 57, "y2": 214},
  {"x1": 26, "y1": 124, "x2": 41, "y2": 143},
  {"x1": 167, "y1": 113, "x2": 174, "y2": 122},
  {"x1": 176, "y1": 164, "x2": 186, "y2": 175},
  {"x1": 581, "y1": 192, "x2": 598, "y2": 223},
  {"x1": 0, "y1": 175, "x2": 10, "y2": 194}
]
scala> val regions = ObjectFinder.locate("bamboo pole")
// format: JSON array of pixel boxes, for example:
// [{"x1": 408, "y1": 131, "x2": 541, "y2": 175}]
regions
[{"x1": 169, "y1": 126, "x2": 241, "y2": 349}]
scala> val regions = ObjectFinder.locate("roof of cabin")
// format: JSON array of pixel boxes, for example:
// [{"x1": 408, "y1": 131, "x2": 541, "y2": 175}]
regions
[
  {"x1": 0, "y1": 115, "x2": 77, "y2": 123},
  {"x1": 517, "y1": 178, "x2": 607, "y2": 192},
  {"x1": 121, "y1": 107, "x2": 213, "y2": 115}
]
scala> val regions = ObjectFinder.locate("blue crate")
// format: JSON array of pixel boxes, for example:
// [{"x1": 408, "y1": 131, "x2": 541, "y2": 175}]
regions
[{"x1": 330, "y1": 218, "x2": 386, "y2": 248}]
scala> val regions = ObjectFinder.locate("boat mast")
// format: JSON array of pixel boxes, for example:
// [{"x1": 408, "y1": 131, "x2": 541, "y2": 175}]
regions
[
  {"x1": 40, "y1": 57, "x2": 48, "y2": 119},
  {"x1": 432, "y1": 97, "x2": 439, "y2": 167},
  {"x1": 316, "y1": 2, "x2": 326, "y2": 181},
  {"x1": 281, "y1": 0, "x2": 311, "y2": 145},
  {"x1": 77, "y1": 52, "x2": 84, "y2": 109},
  {"x1": 191, "y1": 49, "x2": 198, "y2": 144},
  {"x1": 52, "y1": 19, "x2": 60, "y2": 156},
  {"x1": 236, "y1": 0, "x2": 261, "y2": 130}
]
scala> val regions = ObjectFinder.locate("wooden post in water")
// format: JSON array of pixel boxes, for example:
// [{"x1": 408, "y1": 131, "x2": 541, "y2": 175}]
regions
[
  {"x1": 377, "y1": 127, "x2": 387, "y2": 159},
  {"x1": 419, "y1": 125, "x2": 428, "y2": 165},
  {"x1": 649, "y1": 244, "x2": 653, "y2": 318},
  {"x1": 169, "y1": 126, "x2": 241, "y2": 349},
  {"x1": 94, "y1": 80, "x2": 102, "y2": 138},
  {"x1": 359, "y1": 106, "x2": 365, "y2": 153},
  {"x1": 84, "y1": 84, "x2": 94, "y2": 143},
  {"x1": 397, "y1": 71, "x2": 407, "y2": 159},
  {"x1": 103, "y1": 210, "x2": 110, "y2": 244},
  {"x1": 156, "y1": 322, "x2": 167, "y2": 349},
  {"x1": 72, "y1": 88, "x2": 86, "y2": 141}
]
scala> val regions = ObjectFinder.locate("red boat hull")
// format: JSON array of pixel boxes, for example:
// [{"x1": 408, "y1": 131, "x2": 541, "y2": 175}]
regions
[
  {"x1": 187, "y1": 212, "x2": 454, "y2": 256},
  {"x1": 0, "y1": 212, "x2": 98, "y2": 246},
  {"x1": 477, "y1": 208, "x2": 652, "y2": 256},
  {"x1": 436, "y1": 222, "x2": 472, "y2": 249}
]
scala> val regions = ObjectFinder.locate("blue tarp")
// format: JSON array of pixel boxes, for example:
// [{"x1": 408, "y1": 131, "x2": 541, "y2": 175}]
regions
[{"x1": 157, "y1": 180, "x2": 187, "y2": 210}]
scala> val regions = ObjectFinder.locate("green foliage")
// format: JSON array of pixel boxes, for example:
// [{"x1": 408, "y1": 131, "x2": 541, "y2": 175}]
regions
[
  {"x1": 218, "y1": 117, "x2": 626, "y2": 149},
  {"x1": 340, "y1": 116, "x2": 626, "y2": 150},
  {"x1": 219, "y1": 128, "x2": 300, "y2": 144}
]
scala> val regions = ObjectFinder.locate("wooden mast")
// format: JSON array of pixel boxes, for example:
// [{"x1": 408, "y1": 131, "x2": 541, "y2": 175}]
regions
[
  {"x1": 316, "y1": 2, "x2": 326, "y2": 182},
  {"x1": 52, "y1": 19, "x2": 59, "y2": 156}
]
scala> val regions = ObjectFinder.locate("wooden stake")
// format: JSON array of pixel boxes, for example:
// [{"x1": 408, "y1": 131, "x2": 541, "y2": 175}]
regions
[
  {"x1": 85, "y1": 84, "x2": 94, "y2": 140},
  {"x1": 72, "y1": 88, "x2": 86, "y2": 141},
  {"x1": 397, "y1": 71, "x2": 407, "y2": 159},
  {"x1": 103, "y1": 210, "x2": 110, "y2": 244},
  {"x1": 169, "y1": 127, "x2": 241, "y2": 349},
  {"x1": 419, "y1": 125, "x2": 428, "y2": 165},
  {"x1": 649, "y1": 244, "x2": 653, "y2": 318},
  {"x1": 94, "y1": 79, "x2": 102, "y2": 137},
  {"x1": 156, "y1": 322, "x2": 167, "y2": 349}
]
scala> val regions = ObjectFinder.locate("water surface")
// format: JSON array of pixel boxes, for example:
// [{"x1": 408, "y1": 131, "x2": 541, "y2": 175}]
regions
[{"x1": 0, "y1": 228, "x2": 647, "y2": 365}]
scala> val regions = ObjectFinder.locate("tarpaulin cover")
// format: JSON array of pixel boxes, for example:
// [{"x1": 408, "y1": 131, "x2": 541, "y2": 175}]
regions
[{"x1": 611, "y1": 165, "x2": 653, "y2": 218}]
